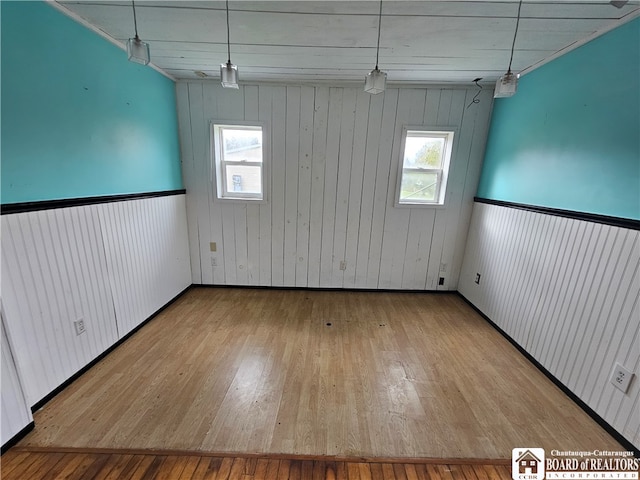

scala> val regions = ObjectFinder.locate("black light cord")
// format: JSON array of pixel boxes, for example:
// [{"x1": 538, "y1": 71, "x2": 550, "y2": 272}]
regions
[
  {"x1": 226, "y1": 0, "x2": 232, "y2": 64},
  {"x1": 507, "y1": 0, "x2": 523, "y2": 73},
  {"x1": 132, "y1": 0, "x2": 139, "y2": 39},
  {"x1": 467, "y1": 78, "x2": 483, "y2": 108},
  {"x1": 375, "y1": 0, "x2": 382, "y2": 69}
]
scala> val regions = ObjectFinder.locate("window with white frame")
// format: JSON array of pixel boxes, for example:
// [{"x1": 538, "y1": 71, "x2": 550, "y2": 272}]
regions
[
  {"x1": 396, "y1": 127, "x2": 455, "y2": 206},
  {"x1": 212, "y1": 123, "x2": 265, "y2": 201}
]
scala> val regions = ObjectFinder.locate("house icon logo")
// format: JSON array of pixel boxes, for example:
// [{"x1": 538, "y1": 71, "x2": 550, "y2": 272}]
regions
[{"x1": 512, "y1": 448, "x2": 545, "y2": 480}]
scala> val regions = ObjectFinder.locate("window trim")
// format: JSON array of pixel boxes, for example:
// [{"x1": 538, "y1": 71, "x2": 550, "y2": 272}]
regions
[
  {"x1": 394, "y1": 126, "x2": 457, "y2": 208},
  {"x1": 211, "y1": 120, "x2": 269, "y2": 203}
]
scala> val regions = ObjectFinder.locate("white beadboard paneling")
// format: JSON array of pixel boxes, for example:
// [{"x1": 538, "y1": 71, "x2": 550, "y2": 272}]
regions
[
  {"x1": 271, "y1": 87, "x2": 287, "y2": 286},
  {"x1": 1, "y1": 206, "x2": 118, "y2": 405},
  {"x1": 178, "y1": 83, "x2": 493, "y2": 290},
  {"x1": 295, "y1": 86, "x2": 315, "y2": 287},
  {"x1": 99, "y1": 195, "x2": 192, "y2": 337},
  {"x1": 459, "y1": 202, "x2": 640, "y2": 446},
  {"x1": 258, "y1": 86, "x2": 275, "y2": 286},
  {"x1": 0, "y1": 195, "x2": 192, "y2": 407},
  {"x1": 58, "y1": 1, "x2": 640, "y2": 84},
  {"x1": 308, "y1": 86, "x2": 330, "y2": 288},
  {"x1": 1, "y1": 317, "x2": 33, "y2": 446}
]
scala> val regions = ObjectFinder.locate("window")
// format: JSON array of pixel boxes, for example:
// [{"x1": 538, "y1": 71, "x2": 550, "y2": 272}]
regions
[
  {"x1": 395, "y1": 127, "x2": 455, "y2": 206},
  {"x1": 212, "y1": 123, "x2": 266, "y2": 201}
]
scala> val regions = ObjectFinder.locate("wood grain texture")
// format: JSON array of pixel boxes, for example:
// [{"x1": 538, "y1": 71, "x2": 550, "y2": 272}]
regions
[
  {"x1": 55, "y1": 1, "x2": 640, "y2": 84},
  {"x1": 17, "y1": 288, "x2": 623, "y2": 458},
  {"x1": 459, "y1": 202, "x2": 640, "y2": 446},
  {"x1": 178, "y1": 84, "x2": 494, "y2": 291},
  {"x1": 0, "y1": 450, "x2": 514, "y2": 480},
  {"x1": 0, "y1": 195, "x2": 191, "y2": 442}
]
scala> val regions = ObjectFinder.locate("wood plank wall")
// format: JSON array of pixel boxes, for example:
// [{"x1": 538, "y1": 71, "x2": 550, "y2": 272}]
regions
[
  {"x1": 176, "y1": 83, "x2": 493, "y2": 290},
  {"x1": 0, "y1": 195, "x2": 192, "y2": 445},
  {"x1": 459, "y1": 202, "x2": 640, "y2": 446}
]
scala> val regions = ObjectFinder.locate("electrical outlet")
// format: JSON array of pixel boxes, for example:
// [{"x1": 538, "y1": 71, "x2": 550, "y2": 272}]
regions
[
  {"x1": 610, "y1": 363, "x2": 633, "y2": 393},
  {"x1": 211, "y1": 257, "x2": 217, "y2": 267},
  {"x1": 475, "y1": 273, "x2": 481, "y2": 284},
  {"x1": 438, "y1": 277, "x2": 445, "y2": 286},
  {"x1": 74, "y1": 319, "x2": 86, "y2": 336},
  {"x1": 210, "y1": 242, "x2": 217, "y2": 252},
  {"x1": 339, "y1": 261, "x2": 347, "y2": 271}
]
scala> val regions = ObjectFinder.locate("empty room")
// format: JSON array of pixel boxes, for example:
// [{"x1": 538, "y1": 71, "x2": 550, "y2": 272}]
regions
[{"x1": 1, "y1": 1, "x2": 638, "y2": 479}]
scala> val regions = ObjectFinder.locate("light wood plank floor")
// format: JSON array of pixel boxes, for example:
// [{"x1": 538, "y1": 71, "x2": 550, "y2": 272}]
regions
[
  {"x1": 19, "y1": 288, "x2": 623, "y2": 458},
  {"x1": 1, "y1": 449, "x2": 513, "y2": 479}
]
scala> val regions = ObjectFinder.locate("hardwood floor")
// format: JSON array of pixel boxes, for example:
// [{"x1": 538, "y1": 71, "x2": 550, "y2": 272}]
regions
[
  {"x1": 18, "y1": 288, "x2": 623, "y2": 458},
  {"x1": 1, "y1": 449, "x2": 513, "y2": 479}
]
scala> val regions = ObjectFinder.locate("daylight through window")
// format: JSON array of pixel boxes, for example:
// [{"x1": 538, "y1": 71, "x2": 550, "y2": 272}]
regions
[
  {"x1": 396, "y1": 128, "x2": 454, "y2": 206},
  {"x1": 213, "y1": 124, "x2": 265, "y2": 201}
]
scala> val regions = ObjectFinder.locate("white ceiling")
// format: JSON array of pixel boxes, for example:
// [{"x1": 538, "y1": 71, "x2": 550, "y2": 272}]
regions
[{"x1": 56, "y1": 0, "x2": 640, "y2": 84}]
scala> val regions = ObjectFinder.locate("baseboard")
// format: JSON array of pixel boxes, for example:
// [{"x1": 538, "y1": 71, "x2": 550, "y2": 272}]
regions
[
  {"x1": 31, "y1": 285, "x2": 192, "y2": 413},
  {"x1": 193, "y1": 283, "x2": 456, "y2": 294},
  {"x1": 456, "y1": 292, "x2": 639, "y2": 457},
  {"x1": 1, "y1": 422, "x2": 35, "y2": 455}
]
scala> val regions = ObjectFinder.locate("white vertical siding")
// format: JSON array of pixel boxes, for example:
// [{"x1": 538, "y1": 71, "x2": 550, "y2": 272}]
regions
[
  {"x1": 177, "y1": 83, "x2": 494, "y2": 290},
  {"x1": 459, "y1": 202, "x2": 640, "y2": 446},
  {"x1": 1, "y1": 317, "x2": 33, "y2": 446},
  {"x1": 1, "y1": 206, "x2": 118, "y2": 404},
  {"x1": 99, "y1": 196, "x2": 192, "y2": 337},
  {"x1": 0, "y1": 195, "x2": 191, "y2": 407}
]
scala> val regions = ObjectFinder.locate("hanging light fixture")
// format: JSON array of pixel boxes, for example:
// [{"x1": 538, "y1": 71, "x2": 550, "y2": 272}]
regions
[
  {"x1": 494, "y1": 0, "x2": 523, "y2": 98},
  {"x1": 220, "y1": 0, "x2": 239, "y2": 89},
  {"x1": 609, "y1": 0, "x2": 629, "y2": 8},
  {"x1": 364, "y1": 0, "x2": 386, "y2": 95},
  {"x1": 126, "y1": 0, "x2": 150, "y2": 65}
]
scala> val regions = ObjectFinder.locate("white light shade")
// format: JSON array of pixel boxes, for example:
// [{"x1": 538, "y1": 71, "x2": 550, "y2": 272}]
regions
[
  {"x1": 494, "y1": 71, "x2": 519, "y2": 98},
  {"x1": 127, "y1": 37, "x2": 150, "y2": 65},
  {"x1": 364, "y1": 68, "x2": 387, "y2": 95},
  {"x1": 220, "y1": 62, "x2": 239, "y2": 89}
]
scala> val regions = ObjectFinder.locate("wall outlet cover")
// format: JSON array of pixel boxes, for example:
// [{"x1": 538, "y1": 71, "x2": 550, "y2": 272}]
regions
[
  {"x1": 73, "y1": 319, "x2": 86, "y2": 336},
  {"x1": 610, "y1": 363, "x2": 633, "y2": 393}
]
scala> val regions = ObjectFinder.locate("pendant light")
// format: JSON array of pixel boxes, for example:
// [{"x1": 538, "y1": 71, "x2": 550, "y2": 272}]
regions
[
  {"x1": 364, "y1": 0, "x2": 386, "y2": 95},
  {"x1": 126, "y1": 0, "x2": 150, "y2": 65},
  {"x1": 494, "y1": 0, "x2": 523, "y2": 98},
  {"x1": 220, "y1": 0, "x2": 239, "y2": 89},
  {"x1": 610, "y1": 0, "x2": 629, "y2": 8}
]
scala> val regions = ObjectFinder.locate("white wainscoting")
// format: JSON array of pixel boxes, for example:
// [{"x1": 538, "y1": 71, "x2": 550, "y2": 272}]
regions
[
  {"x1": 1, "y1": 317, "x2": 33, "y2": 446},
  {"x1": 177, "y1": 83, "x2": 493, "y2": 290},
  {"x1": 99, "y1": 196, "x2": 192, "y2": 337},
  {"x1": 459, "y1": 202, "x2": 640, "y2": 446},
  {"x1": 0, "y1": 195, "x2": 191, "y2": 410}
]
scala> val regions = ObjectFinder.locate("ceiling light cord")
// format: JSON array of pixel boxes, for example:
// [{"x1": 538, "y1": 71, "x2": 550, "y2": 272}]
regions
[
  {"x1": 507, "y1": 0, "x2": 523, "y2": 74},
  {"x1": 375, "y1": 0, "x2": 383, "y2": 70},
  {"x1": 226, "y1": 0, "x2": 232, "y2": 65},
  {"x1": 132, "y1": 0, "x2": 140, "y2": 40},
  {"x1": 467, "y1": 78, "x2": 483, "y2": 108}
]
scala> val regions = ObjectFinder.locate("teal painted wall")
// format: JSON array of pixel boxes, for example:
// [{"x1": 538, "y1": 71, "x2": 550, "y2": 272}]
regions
[
  {"x1": 1, "y1": 1, "x2": 183, "y2": 204},
  {"x1": 477, "y1": 18, "x2": 640, "y2": 220}
]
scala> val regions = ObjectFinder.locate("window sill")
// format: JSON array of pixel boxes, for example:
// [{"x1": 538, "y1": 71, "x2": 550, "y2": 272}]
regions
[
  {"x1": 394, "y1": 201, "x2": 447, "y2": 209},
  {"x1": 215, "y1": 196, "x2": 267, "y2": 205}
]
